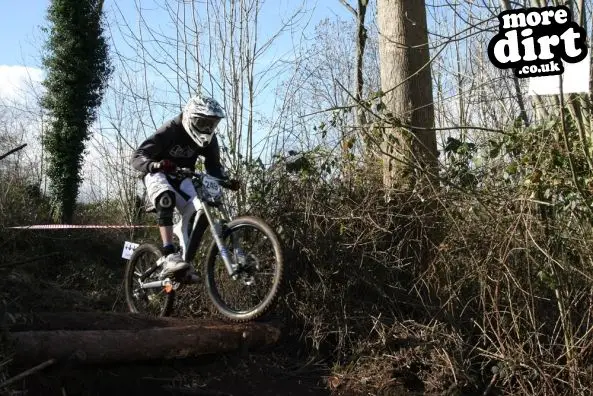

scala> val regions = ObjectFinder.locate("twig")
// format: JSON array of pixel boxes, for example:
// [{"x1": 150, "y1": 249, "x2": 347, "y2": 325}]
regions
[
  {"x1": 0, "y1": 358, "x2": 56, "y2": 389},
  {"x1": 0, "y1": 144, "x2": 27, "y2": 161},
  {"x1": 483, "y1": 373, "x2": 498, "y2": 396},
  {"x1": 338, "y1": 0, "x2": 357, "y2": 16}
]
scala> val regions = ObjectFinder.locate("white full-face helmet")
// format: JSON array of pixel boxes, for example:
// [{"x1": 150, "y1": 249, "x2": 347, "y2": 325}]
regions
[{"x1": 182, "y1": 95, "x2": 225, "y2": 147}]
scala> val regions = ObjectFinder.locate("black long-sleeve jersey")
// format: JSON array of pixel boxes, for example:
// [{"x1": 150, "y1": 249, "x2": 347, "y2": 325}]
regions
[{"x1": 131, "y1": 113, "x2": 225, "y2": 178}]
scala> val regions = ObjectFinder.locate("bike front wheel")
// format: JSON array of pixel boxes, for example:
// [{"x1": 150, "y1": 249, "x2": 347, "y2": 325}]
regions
[
  {"x1": 204, "y1": 216, "x2": 283, "y2": 322},
  {"x1": 124, "y1": 243, "x2": 175, "y2": 317}
]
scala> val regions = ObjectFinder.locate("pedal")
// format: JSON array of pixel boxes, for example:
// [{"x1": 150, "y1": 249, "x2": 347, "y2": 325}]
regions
[
  {"x1": 175, "y1": 268, "x2": 200, "y2": 284},
  {"x1": 163, "y1": 279, "x2": 173, "y2": 294},
  {"x1": 184, "y1": 273, "x2": 200, "y2": 284}
]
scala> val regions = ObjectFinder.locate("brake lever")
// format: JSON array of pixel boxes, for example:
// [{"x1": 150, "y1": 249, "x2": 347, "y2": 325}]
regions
[{"x1": 176, "y1": 168, "x2": 199, "y2": 178}]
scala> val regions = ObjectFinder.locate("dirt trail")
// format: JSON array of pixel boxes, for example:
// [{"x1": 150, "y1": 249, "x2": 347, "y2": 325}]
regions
[{"x1": 16, "y1": 351, "x2": 331, "y2": 396}]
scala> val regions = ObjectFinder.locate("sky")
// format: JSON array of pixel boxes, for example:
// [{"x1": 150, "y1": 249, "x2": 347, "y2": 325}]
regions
[
  {"x1": 2, "y1": 0, "x2": 567, "y2": 205},
  {"x1": 0, "y1": 0, "x2": 354, "y2": 117},
  {"x1": 0, "y1": 0, "x2": 357, "y2": 139},
  {"x1": 0, "y1": 1, "x2": 48, "y2": 66},
  {"x1": 0, "y1": 0, "x2": 353, "y2": 203},
  {"x1": 0, "y1": 0, "x2": 48, "y2": 99},
  {"x1": 0, "y1": 0, "x2": 351, "y2": 80}
]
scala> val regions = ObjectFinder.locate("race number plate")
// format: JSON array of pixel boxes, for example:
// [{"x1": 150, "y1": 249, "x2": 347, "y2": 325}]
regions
[
  {"x1": 121, "y1": 241, "x2": 139, "y2": 260},
  {"x1": 202, "y1": 174, "x2": 223, "y2": 201}
]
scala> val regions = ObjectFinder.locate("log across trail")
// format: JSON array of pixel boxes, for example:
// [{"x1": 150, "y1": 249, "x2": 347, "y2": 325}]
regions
[{"x1": 6, "y1": 312, "x2": 282, "y2": 365}]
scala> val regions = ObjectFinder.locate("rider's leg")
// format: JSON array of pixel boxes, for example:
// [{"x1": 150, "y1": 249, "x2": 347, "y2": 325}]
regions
[
  {"x1": 154, "y1": 190, "x2": 188, "y2": 274},
  {"x1": 144, "y1": 173, "x2": 180, "y2": 253},
  {"x1": 159, "y1": 226, "x2": 175, "y2": 254},
  {"x1": 155, "y1": 191, "x2": 175, "y2": 237},
  {"x1": 175, "y1": 177, "x2": 200, "y2": 282},
  {"x1": 144, "y1": 173, "x2": 189, "y2": 275}
]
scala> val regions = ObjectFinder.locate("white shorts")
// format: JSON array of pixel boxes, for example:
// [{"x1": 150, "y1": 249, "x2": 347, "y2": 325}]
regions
[{"x1": 144, "y1": 172, "x2": 197, "y2": 211}]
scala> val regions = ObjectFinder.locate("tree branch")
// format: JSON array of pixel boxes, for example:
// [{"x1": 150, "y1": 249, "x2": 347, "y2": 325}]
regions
[
  {"x1": 338, "y1": 0, "x2": 357, "y2": 17},
  {"x1": 0, "y1": 359, "x2": 56, "y2": 389},
  {"x1": 0, "y1": 144, "x2": 27, "y2": 161}
]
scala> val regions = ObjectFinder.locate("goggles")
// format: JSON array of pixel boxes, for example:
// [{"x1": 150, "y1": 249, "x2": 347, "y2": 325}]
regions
[{"x1": 190, "y1": 116, "x2": 220, "y2": 133}]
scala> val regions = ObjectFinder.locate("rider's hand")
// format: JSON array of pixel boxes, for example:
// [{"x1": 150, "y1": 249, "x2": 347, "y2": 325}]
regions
[
  {"x1": 149, "y1": 159, "x2": 177, "y2": 174},
  {"x1": 227, "y1": 179, "x2": 241, "y2": 191}
]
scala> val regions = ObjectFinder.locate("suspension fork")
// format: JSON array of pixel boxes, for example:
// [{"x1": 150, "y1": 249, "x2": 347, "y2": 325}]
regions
[
  {"x1": 202, "y1": 205, "x2": 237, "y2": 278},
  {"x1": 218, "y1": 206, "x2": 242, "y2": 254}
]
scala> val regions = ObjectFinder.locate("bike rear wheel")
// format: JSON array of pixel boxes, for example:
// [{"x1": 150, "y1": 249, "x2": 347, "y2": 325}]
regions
[
  {"x1": 204, "y1": 216, "x2": 283, "y2": 322},
  {"x1": 124, "y1": 243, "x2": 175, "y2": 317}
]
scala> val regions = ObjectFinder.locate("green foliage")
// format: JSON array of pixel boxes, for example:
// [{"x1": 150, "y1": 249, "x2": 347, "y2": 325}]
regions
[
  {"x1": 41, "y1": 0, "x2": 112, "y2": 223},
  {"x1": 484, "y1": 115, "x2": 593, "y2": 220},
  {"x1": 442, "y1": 110, "x2": 593, "y2": 224},
  {"x1": 443, "y1": 136, "x2": 478, "y2": 189}
]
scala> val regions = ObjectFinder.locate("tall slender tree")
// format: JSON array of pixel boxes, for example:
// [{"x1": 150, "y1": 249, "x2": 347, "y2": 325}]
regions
[
  {"x1": 41, "y1": 0, "x2": 112, "y2": 223},
  {"x1": 377, "y1": 0, "x2": 437, "y2": 190},
  {"x1": 339, "y1": 0, "x2": 370, "y2": 169}
]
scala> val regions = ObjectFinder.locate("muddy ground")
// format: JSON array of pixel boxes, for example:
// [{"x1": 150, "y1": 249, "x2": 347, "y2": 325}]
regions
[{"x1": 12, "y1": 350, "x2": 331, "y2": 396}]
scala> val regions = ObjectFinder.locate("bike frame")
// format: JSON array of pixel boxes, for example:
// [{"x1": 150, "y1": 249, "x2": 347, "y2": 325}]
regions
[
  {"x1": 176, "y1": 195, "x2": 236, "y2": 274},
  {"x1": 139, "y1": 173, "x2": 239, "y2": 290}
]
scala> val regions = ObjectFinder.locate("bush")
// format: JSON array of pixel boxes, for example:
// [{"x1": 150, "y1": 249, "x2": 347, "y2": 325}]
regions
[{"x1": 227, "y1": 112, "x2": 593, "y2": 395}]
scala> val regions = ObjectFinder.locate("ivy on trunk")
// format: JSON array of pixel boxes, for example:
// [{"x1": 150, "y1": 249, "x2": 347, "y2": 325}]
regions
[{"x1": 41, "y1": 0, "x2": 112, "y2": 223}]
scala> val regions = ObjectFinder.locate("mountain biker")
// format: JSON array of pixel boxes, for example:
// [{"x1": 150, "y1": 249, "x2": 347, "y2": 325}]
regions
[{"x1": 131, "y1": 95, "x2": 239, "y2": 280}]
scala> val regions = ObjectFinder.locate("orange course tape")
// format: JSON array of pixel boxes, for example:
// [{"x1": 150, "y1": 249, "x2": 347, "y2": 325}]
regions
[{"x1": 8, "y1": 225, "x2": 156, "y2": 229}]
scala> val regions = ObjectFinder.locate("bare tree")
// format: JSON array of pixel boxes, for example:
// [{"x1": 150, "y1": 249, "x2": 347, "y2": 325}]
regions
[
  {"x1": 88, "y1": 0, "x2": 309, "y2": 218},
  {"x1": 339, "y1": 0, "x2": 369, "y2": 129},
  {"x1": 377, "y1": 0, "x2": 438, "y2": 189}
]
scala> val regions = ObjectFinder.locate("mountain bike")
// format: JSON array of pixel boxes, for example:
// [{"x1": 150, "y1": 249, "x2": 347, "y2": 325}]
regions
[{"x1": 122, "y1": 168, "x2": 283, "y2": 322}]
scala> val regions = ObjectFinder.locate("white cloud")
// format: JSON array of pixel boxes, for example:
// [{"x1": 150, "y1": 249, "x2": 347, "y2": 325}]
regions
[
  {"x1": 0, "y1": 65, "x2": 125, "y2": 207},
  {"x1": 0, "y1": 65, "x2": 44, "y2": 102},
  {"x1": 0, "y1": 66, "x2": 44, "y2": 158}
]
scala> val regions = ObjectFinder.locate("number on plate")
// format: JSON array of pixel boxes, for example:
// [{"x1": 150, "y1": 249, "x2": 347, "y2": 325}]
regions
[{"x1": 122, "y1": 241, "x2": 139, "y2": 260}]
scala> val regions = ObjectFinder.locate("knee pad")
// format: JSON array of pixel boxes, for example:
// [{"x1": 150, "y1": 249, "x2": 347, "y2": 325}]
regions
[{"x1": 155, "y1": 191, "x2": 175, "y2": 226}]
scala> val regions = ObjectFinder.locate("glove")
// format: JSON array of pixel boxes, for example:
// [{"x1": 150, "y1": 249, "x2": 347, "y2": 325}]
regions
[
  {"x1": 149, "y1": 159, "x2": 177, "y2": 174},
  {"x1": 227, "y1": 179, "x2": 241, "y2": 191}
]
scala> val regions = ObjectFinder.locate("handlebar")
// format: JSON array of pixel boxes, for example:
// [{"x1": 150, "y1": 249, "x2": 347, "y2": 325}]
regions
[{"x1": 174, "y1": 168, "x2": 236, "y2": 190}]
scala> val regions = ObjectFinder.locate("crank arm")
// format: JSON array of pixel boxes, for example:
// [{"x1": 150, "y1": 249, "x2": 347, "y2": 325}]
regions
[
  {"x1": 140, "y1": 258, "x2": 163, "y2": 281},
  {"x1": 140, "y1": 266, "x2": 159, "y2": 281},
  {"x1": 140, "y1": 279, "x2": 172, "y2": 289}
]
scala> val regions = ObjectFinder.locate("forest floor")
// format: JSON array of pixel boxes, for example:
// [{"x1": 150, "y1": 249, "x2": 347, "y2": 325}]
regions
[
  {"x1": 0, "y1": 231, "x2": 427, "y2": 396},
  {"x1": 1, "y1": 266, "x2": 425, "y2": 396},
  {"x1": 13, "y1": 350, "x2": 332, "y2": 396},
  {"x1": 1, "y1": 265, "x2": 337, "y2": 396}
]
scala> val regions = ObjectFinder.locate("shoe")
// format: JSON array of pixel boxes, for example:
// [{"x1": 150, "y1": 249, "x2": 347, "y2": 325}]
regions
[
  {"x1": 182, "y1": 265, "x2": 200, "y2": 284},
  {"x1": 160, "y1": 251, "x2": 189, "y2": 277}
]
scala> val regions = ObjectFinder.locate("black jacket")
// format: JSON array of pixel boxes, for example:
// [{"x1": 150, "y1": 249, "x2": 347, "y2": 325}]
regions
[{"x1": 131, "y1": 113, "x2": 225, "y2": 178}]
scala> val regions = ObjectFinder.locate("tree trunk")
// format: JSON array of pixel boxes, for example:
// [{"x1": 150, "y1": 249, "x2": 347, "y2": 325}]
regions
[
  {"x1": 499, "y1": 0, "x2": 529, "y2": 127},
  {"x1": 338, "y1": 0, "x2": 369, "y2": 173},
  {"x1": 377, "y1": 0, "x2": 437, "y2": 191},
  {"x1": 7, "y1": 312, "x2": 281, "y2": 365},
  {"x1": 355, "y1": 0, "x2": 368, "y2": 131}
]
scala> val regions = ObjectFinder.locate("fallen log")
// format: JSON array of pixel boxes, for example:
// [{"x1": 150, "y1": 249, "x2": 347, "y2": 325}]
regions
[
  {"x1": 9, "y1": 322, "x2": 281, "y2": 365},
  {"x1": 6, "y1": 311, "x2": 202, "y2": 331},
  {"x1": 7, "y1": 311, "x2": 284, "y2": 332}
]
